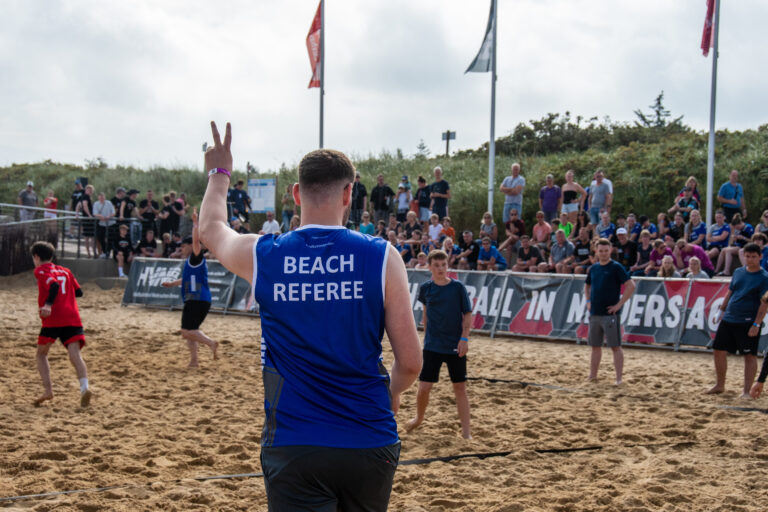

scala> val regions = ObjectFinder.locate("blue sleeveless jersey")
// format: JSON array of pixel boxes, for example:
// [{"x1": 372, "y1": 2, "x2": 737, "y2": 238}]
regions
[
  {"x1": 253, "y1": 225, "x2": 395, "y2": 448},
  {"x1": 181, "y1": 255, "x2": 211, "y2": 303}
]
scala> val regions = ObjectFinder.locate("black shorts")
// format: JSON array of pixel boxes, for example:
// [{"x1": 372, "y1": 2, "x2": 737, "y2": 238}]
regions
[
  {"x1": 260, "y1": 443, "x2": 400, "y2": 512},
  {"x1": 419, "y1": 349, "x2": 467, "y2": 383},
  {"x1": 713, "y1": 320, "x2": 760, "y2": 355},
  {"x1": 181, "y1": 300, "x2": 211, "y2": 330},
  {"x1": 38, "y1": 326, "x2": 86, "y2": 348}
]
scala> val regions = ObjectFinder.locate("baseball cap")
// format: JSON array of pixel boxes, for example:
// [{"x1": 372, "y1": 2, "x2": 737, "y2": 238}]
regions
[
  {"x1": 75, "y1": 179, "x2": 81, "y2": 185},
  {"x1": 401, "y1": 175, "x2": 408, "y2": 181},
  {"x1": 26, "y1": 180, "x2": 34, "y2": 186},
  {"x1": 127, "y1": 189, "x2": 140, "y2": 195},
  {"x1": 116, "y1": 186, "x2": 126, "y2": 194},
  {"x1": 398, "y1": 184, "x2": 405, "y2": 188},
  {"x1": 616, "y1": 227, "x2": 628, "y2": 235}
]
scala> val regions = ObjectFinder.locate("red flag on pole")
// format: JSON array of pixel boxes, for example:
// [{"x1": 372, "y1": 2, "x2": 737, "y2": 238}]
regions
[
  {"x1": 701, "y1": 0, "x2": 715, "y2": 56},
  {"x1": 306, "y1": 2, "x2": 322, "y2": 88}
]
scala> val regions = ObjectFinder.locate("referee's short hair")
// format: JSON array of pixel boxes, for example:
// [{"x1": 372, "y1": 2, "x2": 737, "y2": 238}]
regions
[
  {"x1": 298, "y1": 149, "x2": 355, "y2": 195},
  {"x1": 427, "y1": 249, "x2": 448, "y2": 263}
]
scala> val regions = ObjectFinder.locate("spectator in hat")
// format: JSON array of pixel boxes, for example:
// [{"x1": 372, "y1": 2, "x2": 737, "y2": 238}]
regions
[
  {"x1": 612, "y1": 227, "x2": 637, "y2": 273},
  {"x1": 429, "y1": 166, "x2": 451, "y2": 221},
  {"x1": 395, "y1": 183, "x2": 412, "y2": 223},
  {"x1": 350, "y1": 172, "x2": 367, "y2": 228},
  {"x1": 17, "y1": 180, "x2": 38, "y2": 221},
  {"x1": 399, "y1": 175, "x2": 411, "y2": 192}
]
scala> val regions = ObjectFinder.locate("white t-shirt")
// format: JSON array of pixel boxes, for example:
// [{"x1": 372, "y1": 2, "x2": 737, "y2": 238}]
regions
[
  {"x1": 261, "y1": 219, "x2": 281, "y2": 235},
  {"x1": 428, "y1": 223, "x2": 444, "y2": 241}
]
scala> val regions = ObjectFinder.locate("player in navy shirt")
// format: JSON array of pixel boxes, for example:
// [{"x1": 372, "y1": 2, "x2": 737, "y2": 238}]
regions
[
  {"x1": 707, "y1": 243, "x2": 768, "y2": 397},
  {"x1": 584, "y1": 238, "x2": 636, "y2": 385},
  {"x1": 406, "y1": 250, "x2": 473, "y2": 439},
  {"x1": 162, "y1": 209, "x2": 217, "y2": 367},
  {"x1": 198, "y1": 123, "x2": 421, "y2": 511}
]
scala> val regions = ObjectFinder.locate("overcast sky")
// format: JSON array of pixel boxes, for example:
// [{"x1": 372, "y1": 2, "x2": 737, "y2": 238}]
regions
[{"x1": 1, "y1": 0, "x2": 766, "y2": 171}]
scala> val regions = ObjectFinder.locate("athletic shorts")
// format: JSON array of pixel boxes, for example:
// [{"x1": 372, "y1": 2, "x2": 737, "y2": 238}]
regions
[
  {"x1": 181, "y1": 300, "x2": 211, "y2": 330},
  {"x1": 419, "y1": 349, "x2": 467, "y2": 383},
  {"x1": 588, "y1": 315, "x2": 622, "y2": 348},
  {"x1": 260, "y1": 442, "x2": 400, "y2": 512},
  {"x1": 562, "y1": 203, "x2": 579, "y2": 214},
  {"x1": 38, "y1": 326, "x2": 85, "y2": 348},
  {"x1": 713, "y1": 320, "x2": 759, "y2": 355}
]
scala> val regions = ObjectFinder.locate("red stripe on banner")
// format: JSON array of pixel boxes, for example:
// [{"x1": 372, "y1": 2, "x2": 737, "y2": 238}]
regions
[
  {"x1": 576, "y1": 323, "x2": 589, "y2": 339},
  {"x1": 624, "y1": 333, "x2": 656, "y2": 344},
  {"x1": 507, "y1": 303, "x2": 553, "y2": 337},
  {"x1": 306, "y1": 2, "x2": 322, "y2": 88}
]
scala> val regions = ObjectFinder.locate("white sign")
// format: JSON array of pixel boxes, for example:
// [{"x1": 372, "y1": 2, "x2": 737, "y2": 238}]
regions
[{"x1": 248, "y1": 178, "x2": 276, "y2": 213}]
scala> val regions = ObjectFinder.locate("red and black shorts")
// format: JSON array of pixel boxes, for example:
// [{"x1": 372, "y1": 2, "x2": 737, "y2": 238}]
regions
[{"x1": 38, "y1": 326, "x2": 86, "y2": 348}]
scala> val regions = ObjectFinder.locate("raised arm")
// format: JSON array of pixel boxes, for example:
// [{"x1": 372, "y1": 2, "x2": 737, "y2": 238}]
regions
[
  {"x1": 198, "y1": 122, "x2": 259, "y2": 282},
  {"x1": 191, "y1": 208, "x2": 201, "y2": 256}
]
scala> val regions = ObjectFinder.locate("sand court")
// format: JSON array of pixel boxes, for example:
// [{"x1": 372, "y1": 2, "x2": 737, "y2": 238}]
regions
[{"x1": 2, "y1": 272, "x2": 768, "y2": 511}]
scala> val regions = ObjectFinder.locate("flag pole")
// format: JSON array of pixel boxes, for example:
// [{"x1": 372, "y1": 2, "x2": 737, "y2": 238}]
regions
[
  {"x1": 487, "y1": 0, "x2": 497, "y2": 215},
  {"x1": 319, "y1": 0, "x2": 325, "y2": 149},
  {"x1": 705, "y1": 0, "x2": 720, "y2": 228}
]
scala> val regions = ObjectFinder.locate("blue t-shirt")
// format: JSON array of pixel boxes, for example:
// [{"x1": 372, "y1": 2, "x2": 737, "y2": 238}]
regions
[
  {"x1": 396, "y1": 243, "x2": 412, "y2": 263},
  {"x1": 253, "y1": 226, "x2": 395, "y2": 449},
  {"x1": 724, "y1": 267, "x2": 768, "y2": 323},
  {"x1": 762, "y1": 247, "x2": 768, "y2": 272},
  {"x1": 181, "y1": 253, "x2": 211, "y2": 303},
  {"x1": 359, "y1": 223, "x2": 375, "y2": 235},
  {"x1": 688, "y1": 221, "x2": 708, "y2": 246},
  {"x1": 597, "y1": 222, "x2": 615, "y2": 240},
  {"x1": 733, "y1": 223, "x2": 754, "y2": 248},
  {"x1": 418, "y1": 279, "x2": 472, "y2": 354},
  {"x1": 586, "y1": 260, "x2": 631, "y2": 316},
  {"x1": 708, "y1": 223, "x2": 731, "y2": 248},
  {"x1": 718, "y1": 182, "x2": 743, "y2": 210},
  {"x1": 478, "y1": 246, "x2": 507, "y2": 267}
]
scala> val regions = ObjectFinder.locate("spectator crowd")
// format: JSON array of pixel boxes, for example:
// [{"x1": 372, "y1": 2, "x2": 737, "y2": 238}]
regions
[{"x1": 18, "y1": 165, "x2": 765, "y2": 281}]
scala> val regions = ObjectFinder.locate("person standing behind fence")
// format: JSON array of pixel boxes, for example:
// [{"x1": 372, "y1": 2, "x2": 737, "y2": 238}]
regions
[
  {"x1": 162, "y1": 210, "x2": 217, "y2": 367},
  {"x1": 414, "y1": 176, "x2": 431, "y2": 226},
  {"x1": 539, "y1": 174, "x2": 561, "y2": 223},
  {"x1": 584, "y1": 238, "x2": 636, "y2": 385},
  {"x1": 587, "y1": 170, "x2": 612, "y2": 226},
  {"x1": 706, "y1": 243, "x2": 768, "y2": 398},
  {"x1": 43, "y1": 190, "x2": 58, "y2": 219},
  {"x1": 138, "y1": 190, "x2": 159, "y2": 236},
  {"x1": 500, "y1": 163, "x2": 525, "y2": 223},
  {"x1": 370, "y1": 174, "x2": 395, "y2": 225},
  {"x1": 18, "y1": 181, "x2": 38, "y2": 221},
  {"x1": 429, "y1": 166, "x2": 451, "y2": 221},
  {"x1": 78, "y1": 185, "x2": 96, "y2": 258},
  {"x1": 406, "y1": 249, "x2": 473, "y2": 439},
  {"x1": 93, "y1": 192, "x2": 115, "y2": 258}
]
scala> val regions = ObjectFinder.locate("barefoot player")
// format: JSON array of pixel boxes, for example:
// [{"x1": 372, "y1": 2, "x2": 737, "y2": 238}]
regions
[
  {"x1": 706, "y1": 243, "x2": 768, "y2": 397},
  {"x1": 405, "y1": 249, "x2": 473, "y2": 439},
  {"x1": 31, "y1": 241, "x2": 92, "y2": 407},
  {"x1": 584, "y1": 238, "x2": 636, "y2": 385},
  {"x1": 162, "y1": 209, "x2": 218, "y2": 367},
  {"x1": 749, "y1": 292, "x2": 768, "y2": 399}
]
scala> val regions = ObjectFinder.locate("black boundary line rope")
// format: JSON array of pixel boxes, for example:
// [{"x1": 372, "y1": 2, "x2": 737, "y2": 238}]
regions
[
  {"x1": 718, "y1": 405, "x2": 768, "y2": 415},
  {"x1": 0, "y1": 441, "x2": 696, "y2": 504}
]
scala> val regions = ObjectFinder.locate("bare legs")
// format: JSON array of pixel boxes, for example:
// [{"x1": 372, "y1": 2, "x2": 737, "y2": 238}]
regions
[
  {"x1": 181, "y1": 329, "x2": 218, "y2": 367},
  {"x1": 405, "y1": 380, "x2": 472, "y2": 439},
  {"x1": 588, "y1": 346, "x2": 623, "y2": 385},
  {"x1": 706, "y1": 350, "x2": 756, "y2": 397},
  {"x1": 34, "y1": 342, "x2": 90, "y2": 406}
]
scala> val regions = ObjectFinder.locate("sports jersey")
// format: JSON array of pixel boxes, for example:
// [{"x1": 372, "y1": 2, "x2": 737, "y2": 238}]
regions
[
  {"x1": 596, "y1": 222, "x2": 615, "y2": 240},
  {"x1": 253, "y1": 225, "x2": 395, "y2": 449},
  {"x1": 724, "y1": 267, "x2": 768, "y2": 323},
  {"x1": 181, "y1": 252, "x2": 211, "y2": 303},
  {"x1": 687, "y1": 221, "x2": 707, "y2": 246},
  {"x1": 708, "y1": 223, "x2": 731, "y2": 248},
  {"x1": 35, "y1": 263, "x2": 82, "y2": 327},
  {"x1": 418, "y1": 279, "x2": 472, "y2": 354}
]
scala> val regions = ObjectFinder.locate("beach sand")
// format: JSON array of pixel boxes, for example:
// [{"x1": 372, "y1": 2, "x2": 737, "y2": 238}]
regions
[{"x1": 2, "y1": 272, "x2": 768, "y2": 511}]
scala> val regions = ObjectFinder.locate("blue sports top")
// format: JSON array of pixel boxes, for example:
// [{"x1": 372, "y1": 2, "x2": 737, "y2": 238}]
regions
[
  {"x1": 253, "y1": 225, "x2": 395, "y2": 448},
  {"x1": 181, "y1": 253, "x2": 211, "y2": 303}
]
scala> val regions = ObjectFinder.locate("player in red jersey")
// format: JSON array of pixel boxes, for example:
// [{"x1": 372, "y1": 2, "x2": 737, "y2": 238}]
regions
[{"x1": 31, "y1": 241, "x2": 92, "y2": 407}]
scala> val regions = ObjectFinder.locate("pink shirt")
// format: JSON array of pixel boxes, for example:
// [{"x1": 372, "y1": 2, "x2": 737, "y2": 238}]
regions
[
  {"x1": 532, "y1": 222, "x2": 552, "y2": 243},
  {"x1": 681, "y1": 244, "x2": 714, "y2": 271}
]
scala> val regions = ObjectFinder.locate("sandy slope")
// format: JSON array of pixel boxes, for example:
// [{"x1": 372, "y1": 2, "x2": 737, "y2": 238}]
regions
[{"x1": 1, "y1": 272, "x2": 768, "y2": 511}]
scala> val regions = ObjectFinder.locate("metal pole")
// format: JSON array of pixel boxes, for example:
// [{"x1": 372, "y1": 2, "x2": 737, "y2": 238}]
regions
[
  {"x1": 487, "y1": 0, "x2": 497, "y2": 215},
  {"x1": 705, "y1": 0, "x2": 720, "y2": 228},
  {"x1": 445, "y1": 130, "x2": 450, "y2": 157},
  {"x1": 319, "y1": 0, "x2": 325, "y2": 149}
]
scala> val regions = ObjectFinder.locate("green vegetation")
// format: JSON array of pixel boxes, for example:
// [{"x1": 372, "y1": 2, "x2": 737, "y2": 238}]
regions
[{"x1": 3, "y1": 96, "x2": 767, "y2": 232}]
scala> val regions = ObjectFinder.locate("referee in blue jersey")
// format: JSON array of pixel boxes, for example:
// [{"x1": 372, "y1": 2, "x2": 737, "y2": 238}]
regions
[
  {"x1": 162, "y1": 209, "x2": 218, "y2": 367},
  {"x1": 199, "y1": 122, "x2": 422, "y2": 511}
]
